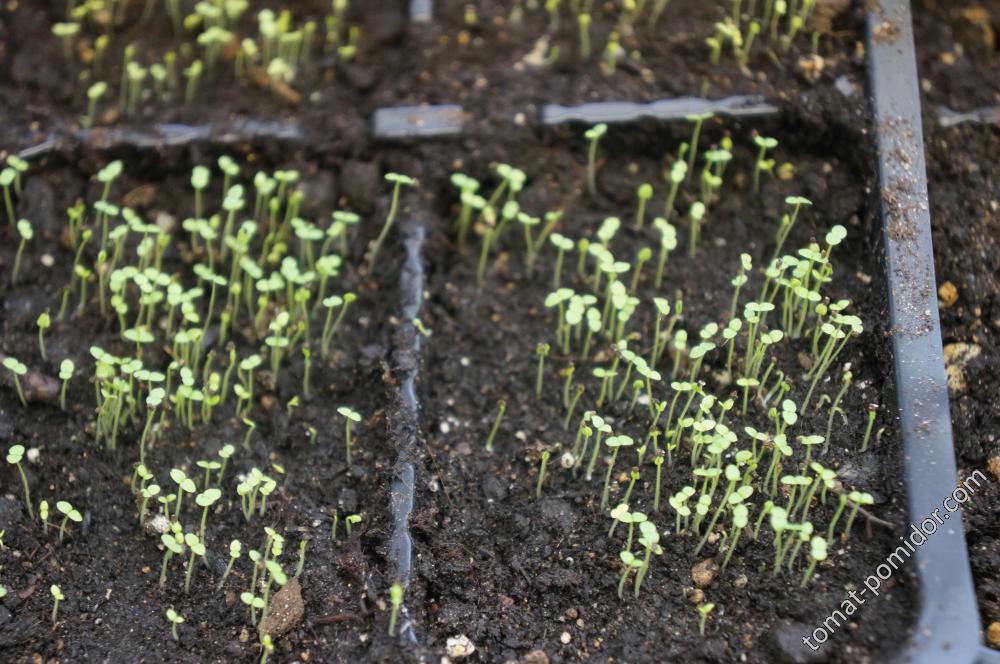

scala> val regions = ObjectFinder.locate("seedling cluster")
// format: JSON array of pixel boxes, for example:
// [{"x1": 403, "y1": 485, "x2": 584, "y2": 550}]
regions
[
  {"x1": 0, "y1": 151, "x2": 396, "y2": 654},
  {"x1": 454, "y1": 117, "x2": 882, "y2": 635},
  {"x1": 50, "y1": 1, "x2": 362, "y2": 124}
]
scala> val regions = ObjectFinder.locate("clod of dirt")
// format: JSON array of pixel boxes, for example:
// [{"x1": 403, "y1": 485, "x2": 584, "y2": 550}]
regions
[
  {"x1": 340, "y1": 161, "x2": 380, "y2": 213},
  {"x1": 797, "y1": 55, "x2": 825, "y2": 84},
  {"x1": 988, "y1": 458, "x2": 1000, "y2": 483},
  {"x1": 691, "y1": 559, "x2": 719, "y2": 588},
  {"x1": 938, "y1": 281, "x2": 959, "y2": 308},
  {"x1": 770, "y1": 620, "x2": 829, "y2": 663},
  {"x1": 445, "y1": 634, "x2": 476, "y2": 659},
  {"x1": 810, "y1": 0, "x2": 851, "y2": 34},
  {"x1": 987, "y1": 621, "x2": 1000, "y2": 647},
  {"x1": 24, "y1": 370, "x2": 59, "y2": 403},
  {"x1": 943, "y1": 342, "x2": 982, "y2": 391},
  {"x1": 263, "y1": 577, "x2": 305, "y2": 638},
  {"x1": 521, "y1": 650, "x2": 550, "y2": 664}
]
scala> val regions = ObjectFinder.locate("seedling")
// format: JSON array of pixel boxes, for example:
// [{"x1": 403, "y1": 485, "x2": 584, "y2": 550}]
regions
[
  {"x1": 0, "y1": 169, "x2": 17, "y2": 227},
  {"x1": 860, "y1": 404, "x2": 878, "y2": 452},
  {"x1": 535, "y1": 343, "x2": 550, "y2": 397},
  {"x1": 3, "y1": 356, "x2": 28, "y2": 407},
  {"x1": 753, "y1": 136, "x2": 778, "y2": 192},
  {"x1": 535, "y1": 450, "x2": 551, "y2": 499},
  {"x1": 635, "y1": 183, "x2": 653, "y2": 229},
  {"x1": 213, "y1": 540, "x2": 242, "y2": 591},
  {"x1": 687, "y1": 202, "x2": 706, "y2": 258},
  {"x1": 485, "y1": 400, "x2": 506, "y2": 453},
  {"x1": 800, "y1": 536, "x2": 827, "y2": 587},
  {"x1": 697, "y1": 602, "x2": 715, "y2": 635},
  {"x1": 50, "y1": 585, "x2": 64, "y2": 623},
  {"x1": 6, "y1": 445, "x2": 33, "y2": 518},
  {"x1": 368, "y1": 173, "x2": 415, "y2": 272},
  {"x1": 388, "y1": 583, "x2": 404, "y2": 636},
  {"x1": 633, "y1": 521, "x2": 663, "y2": 597},
  {"x1": 584, "y1": 123, "x2": 607, "y2": 199},
  {"x1": 337, "y1": 406, "x2": 362, "y2": 465},
  {"x1": 33, "y1": 312, "x2": 51, "y2": 361},
  {"x1": 166, "y1": 607, "x2": 184, "y2": 641},
  {"x1": 685, "y1": 112, "x2": 713, "y2": 179},
  {"x1": 56, "y1": 500, "x2": 82, "y2": 543},
  {"x1": 183, "y1": 532, "x2": 206, "y2": 594},
  {"x1": 617, "y1": 550, "x2": 644, "y2": 599},
  {"x1": 195, "y1": 488, "x2": 222, "y2": 540},
  {"x1": 160, "y1": 523, "x2": 185, "y2": 588},
  {"x1": 601, "y1": 435, "x2": 634, "y2": 510},
  {"x1": 12, "y1": 219, "x2": 33, "y2": 283},
  {"x1": 40, "y1": 499, "x2": 49, "y2": 532},
  {"x1": 345, "y1": 513, "x2": 362, "y2": 536}
]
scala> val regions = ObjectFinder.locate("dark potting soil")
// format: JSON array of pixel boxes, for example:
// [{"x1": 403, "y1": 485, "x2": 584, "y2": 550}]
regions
[
  {"x1": 913, "y1": 0, "x2": 1000, "y2": 648},
  {"x1": 1, "y1": 1, "x2": 867, "y2": 152},
  {"x1": 0, "y1": 1, "x2": 936, "y2": 662}
]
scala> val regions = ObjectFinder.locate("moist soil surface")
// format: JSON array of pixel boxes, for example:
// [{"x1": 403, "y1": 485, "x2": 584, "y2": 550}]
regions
[
  {"x1": 913, "y1": 0, "x2": 1000, "y2": 649},
  {"x1": 0, "y1": 1, "x2": 956, "y2": 662}
]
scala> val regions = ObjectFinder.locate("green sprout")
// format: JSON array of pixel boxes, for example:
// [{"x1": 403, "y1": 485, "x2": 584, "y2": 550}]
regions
[
  {"x1": 50, "y1": 585, "x2": 64, "y2": 623},
  {"x1": 388, "y1": 583, "x2": 404, "y2": 636},
  {"x1": 634, "y1": 183, "x2": 654, "y2": 229},
  {"x1": 485, "y1": 399, "x2": 506, "y2": 453},
  {"x1": 56, "y1": 500, "x2": 82, "y2": 543},
  {"x1": 166, "y1": 607, "x2": 184, "y2": 641},
  {"x1": 800, "y1": 536, "x2": 828, "y2": 587},
  {"x1": 368, "y1": 173, "x2": 416, "y2": 272},
  {"x1": 584, "y1": 123, "x2": 607, "y2": 199},
  {"x1": 183, "y1": 532, "x2": 206, "y2": 594},
  {"x1": 0, "y1": 168, "x2": 16, "y2": 225},
  {"x1": 58, "y1": 359, "x2": 74, "y2": 411},
  {"x1": 753, "y1": 136, "x2": 778, "y2": 192},
  {"x1": 195, "y1": 488, "x2": 222, "y2": 540},
  {"x1": 3, "y1": 356, "x2": 29, "y2": 407},
  {"x1": 697, "y1": 602, "x2": 715, "y2": 636},
  {"x1": 535, "y1": 343, "x2": 550, "y2": 397},
  {"x1": 219, "y1": 539, "x2": 242, "y2": 589},
  {"x1": 616, "y1": 548, "x2": 644, "y2": 599},
  {"x1": 35, "y1": 312, "x2": 51, "y2": 360},
  {"x1": 633, "y1": 521, "x2": 663, "y2": 597},
  {"x1": 12, "y1": 219, "x2": 33, "y2": 283},
  {"x1": 860, "y1": 404, "x2": 878, "y2": 452},
  {"x1": 160, "y1": 523, "x2": 184, "y2": 588},
  {"x1": 6, "y1": 445, "x2": 33, "y2": 518},
  {"x1": 535, "y1": 450, "x2": 551, "y2": 499},
  {"x1": 578, "y1": 13, "x2": 592, "y2": 60},
  {"x1": 337, "y1": 406, "x2": 362, "y2": 465},
  {"x1": 345, "y1": 513, "x2": 362, "y2": 536},
  {"x1": 601, "y1": 435, "x2": 634, "y2": 510},
  {"x1": 687, "y1": 202, "x2": 706, "y2": 258}
]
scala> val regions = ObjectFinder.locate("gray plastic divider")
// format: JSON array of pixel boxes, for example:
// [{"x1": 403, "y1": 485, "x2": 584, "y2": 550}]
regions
[
  {"x1": 866, "y1": 1, "x2": 984, "y2": 662},
  {"x1": 373, "y1": 105, "x2": 465, "y2": 139},
  {"x1": 541, "y1": 95, "x2": 778, "y2": 125}
]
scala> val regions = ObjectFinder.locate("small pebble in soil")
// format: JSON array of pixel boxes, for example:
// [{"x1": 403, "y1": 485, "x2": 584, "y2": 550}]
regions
[
  {"x1": 733, "y1": 574, "x2": 749, "y2": 589},
  {"x1": 559, "y1": 632, "x2": 571, "y2": 645},
  {"x1": 688, "y1": 588, "x2": 705, "y2": 605},
  {"x1": 987, "y1": 622, "x2": 1000, "y2": 647},
  {"x1": 938, "y1": 280, "x2": 959, "y2": 308},
  {"x1": 446, "y1": 634, "x2": 476, "y2": 659}
]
